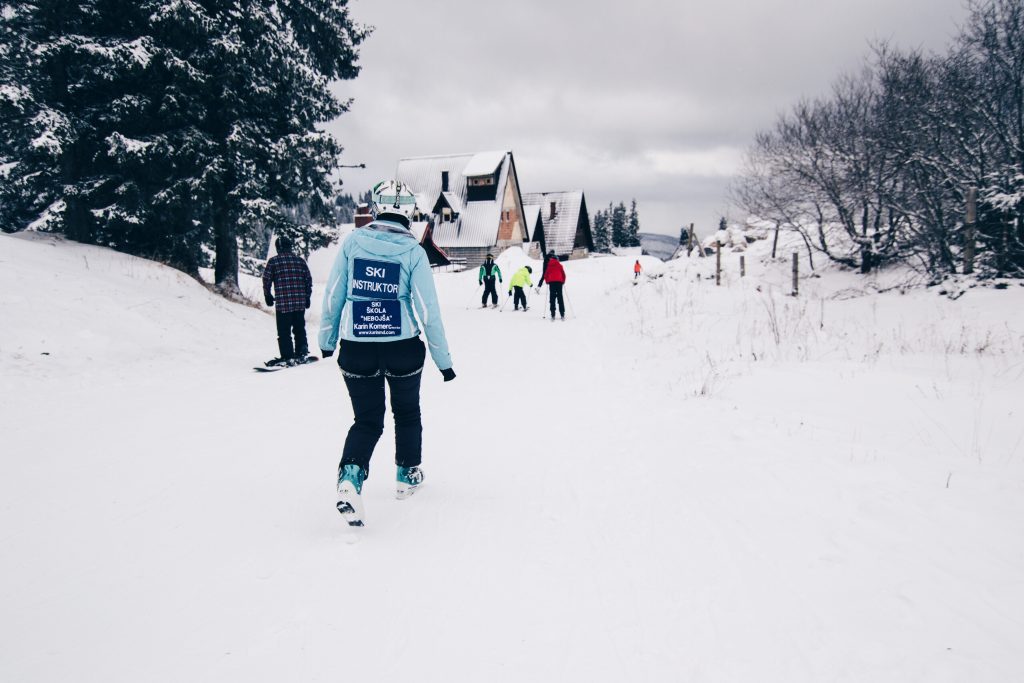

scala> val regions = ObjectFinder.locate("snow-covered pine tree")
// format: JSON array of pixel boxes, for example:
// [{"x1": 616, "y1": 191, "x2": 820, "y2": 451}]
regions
[
  {"x1": 151, "y1": 0, "x2": 368, "y2": 294},
  {"x1": 0, "y1": 1, "x2": 210, "y2": 270},
  {"x1": 592, "y1": 208, "x2": 610, "y2": 252},
  {"x1": 626, "y1": 198, "x2": 640, "y2": 247},
  {"x1": 0, "y1": 1, "x2": 110, "y2": 243},
  {"x1": 611, "y1": 201, "x2": 627, "y2": 247},
  {"x1": 0, "y1": 1, "x2": 367, "y2": 292},
  {"x1": 0, "y1": 3, "x2": 46, "y2": 229}
]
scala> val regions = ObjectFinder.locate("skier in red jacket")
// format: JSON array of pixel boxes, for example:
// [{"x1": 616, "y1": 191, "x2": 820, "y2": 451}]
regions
[{"x1": 538, "y1": 250, "x2": 567, "y2": 320}]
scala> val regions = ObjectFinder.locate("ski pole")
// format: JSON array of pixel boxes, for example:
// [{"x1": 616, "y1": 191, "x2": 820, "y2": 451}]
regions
[
  {"x1": 564, "y1": 285, "x2": 576, "y2": 319},
  {"x1": 499, "y1": 291, "x2": 512, "y2": 312}
]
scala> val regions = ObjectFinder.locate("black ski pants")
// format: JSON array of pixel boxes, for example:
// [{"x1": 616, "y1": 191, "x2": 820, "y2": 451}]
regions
[
  {"x1": 548, "y1": 282, "x2": 565, "y2": 318},
  {"x1": 482, "y1": 277, "x2": 498, "y2": 305},
  {"x1": 276, "y1": 310, "x2": 308, "y2": 359},
  {"x1": 512, "y1": 286, "x2": 527, "y2": 310},
  {"x1": 338, "y1": 336, "x2": 426, "y2": 479}
]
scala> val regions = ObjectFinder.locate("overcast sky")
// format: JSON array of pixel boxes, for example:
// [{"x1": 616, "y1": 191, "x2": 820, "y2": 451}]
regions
[{"x1": 327, "y1": 0, "x2": 970, "y2": 238}]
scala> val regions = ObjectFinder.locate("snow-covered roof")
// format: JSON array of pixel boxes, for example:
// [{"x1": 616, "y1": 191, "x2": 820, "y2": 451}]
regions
[
  {"x1": 523, "y1": 204, "x2": 541, "y2": 239},
  {"x1": 461, "y1": 150, "x2": 506, "y2": 178},
  {"x1": 409, "y1": 221, "x2": 429, "y2": 242},
  {"x1": 521, "y1": 190, "x2": 588, "y2": 256},
  {"x1": 440, "y1": 191, "x2": 462, "y2": 212},
  {"x1": 409, "y1": 221, "x2": 451, "y2": 266},
  {"x1": 396, "y1": 152, "x2": 513, "y2": 249},
  {"x1": 397, "y1": 153, "x2": 472, "y2": 214}
]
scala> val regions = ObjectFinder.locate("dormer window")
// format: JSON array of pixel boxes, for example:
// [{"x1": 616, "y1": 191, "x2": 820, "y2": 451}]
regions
[
  {"x1": 442, "y1": 207, "x2": 452, "y2": 222},
  {"x1": 468, "y1": 176, "x2": 495, "y2": 187}
]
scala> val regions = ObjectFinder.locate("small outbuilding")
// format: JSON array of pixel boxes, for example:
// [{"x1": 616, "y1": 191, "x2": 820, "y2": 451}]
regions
[{"x1": 521, "y1": 190, "x2": 593, "y2": 260}]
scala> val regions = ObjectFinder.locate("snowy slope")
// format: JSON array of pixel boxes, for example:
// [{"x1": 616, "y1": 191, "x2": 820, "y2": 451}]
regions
[{"x1": 2, "y1": 231, "x2": 1023, "y2": 682}]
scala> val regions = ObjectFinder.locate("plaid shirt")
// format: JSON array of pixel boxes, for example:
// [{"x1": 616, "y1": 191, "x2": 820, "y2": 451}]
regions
[{"x1": 263, "y1": 253, "x2": 313, "y2": 313}]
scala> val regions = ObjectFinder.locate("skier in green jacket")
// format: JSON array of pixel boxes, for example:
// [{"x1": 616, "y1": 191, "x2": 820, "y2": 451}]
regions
[
  {"x1": 478, "y1": 254, "x2": 502, "y2": 308},
  {"x1": 508, "y1": 265, "x2": 533, "y2": 311}
]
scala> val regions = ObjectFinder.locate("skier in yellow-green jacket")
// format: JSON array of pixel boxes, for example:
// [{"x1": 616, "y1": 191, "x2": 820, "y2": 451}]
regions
[{"x1": 508, "y1": 265, "x2": 533, "y2": 311}]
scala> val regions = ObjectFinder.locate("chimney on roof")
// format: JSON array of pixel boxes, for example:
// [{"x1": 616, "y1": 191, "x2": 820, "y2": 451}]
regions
[
  {"x1": 354, "y1": 203, "x2": 373, "y2": 228},
  {"x1": 442, "y1": 171, "x2": 449, "y2": 192},
  {"x1": 549, "y1": 201, "x2": 557, "y2": 220}
]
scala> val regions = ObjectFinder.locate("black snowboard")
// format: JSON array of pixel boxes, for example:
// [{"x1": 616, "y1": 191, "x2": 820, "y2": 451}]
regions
[{"x1": 254, "y1": 356, "x2": 320, "y2": 373}]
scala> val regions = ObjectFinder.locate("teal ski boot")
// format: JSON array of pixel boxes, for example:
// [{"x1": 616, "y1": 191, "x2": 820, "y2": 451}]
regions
[
  {"x1": 396, "y1": 465, "x2": 424, "y2": 500},
  {"x1": 337, "y1": 463, "x2": 366, "y2": 526}
]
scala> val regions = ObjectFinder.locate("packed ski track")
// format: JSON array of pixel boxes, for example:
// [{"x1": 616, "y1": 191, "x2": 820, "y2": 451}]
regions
[{"x1": 2, "y1": 231, "x2": 1023, "y2": 682}]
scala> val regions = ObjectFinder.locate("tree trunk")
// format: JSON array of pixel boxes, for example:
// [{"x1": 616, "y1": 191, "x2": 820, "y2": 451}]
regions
[
  {"x1": 213, "y1": 203, "x2": 241, "y2": 297},
  {"x1": 964, "y1": 187, "x2": 977, "y2": 275}
]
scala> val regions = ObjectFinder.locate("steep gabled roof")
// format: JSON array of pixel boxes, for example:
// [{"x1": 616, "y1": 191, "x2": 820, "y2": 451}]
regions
[
  {"x1": 397, "y1": 153, "x2": 472, "y2": 215},
  {"x1": 521, "y1": 190, "x2": 588, "y2": 256},
  {"x1": 523, "y1": 204, "x2": 541, "y2": 238},
  {"x1": 409, "y1": 220, "x2": 451, "y2": 267},
  {"x1": 522, "y1": 203, "x2": 544, "y2": 253},
  {"x1": 396, "y1": 151, "x2": 514, "y2": 248},
  {"x1": 431, "y1": 191, "x2": 462, "y2": 214}
]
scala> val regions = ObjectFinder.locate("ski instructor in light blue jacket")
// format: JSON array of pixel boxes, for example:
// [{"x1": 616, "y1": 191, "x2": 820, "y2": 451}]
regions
[{"x1": 319, "y1": 180, "x2": 455, "y2": 527}]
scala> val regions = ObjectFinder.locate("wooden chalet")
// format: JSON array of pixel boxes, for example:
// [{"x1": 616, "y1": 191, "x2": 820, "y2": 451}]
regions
[
  {"x1": 520, "y1": 190, "x2": 593, "y2": 260},
  {"x1": 395, "y1": 151, "x2": 529, "y2": 267}
]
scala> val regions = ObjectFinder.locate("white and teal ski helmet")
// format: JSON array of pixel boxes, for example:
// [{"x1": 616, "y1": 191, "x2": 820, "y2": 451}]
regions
[{"x1": 371, "y1": 179, "x2": 418, "y2": 220}]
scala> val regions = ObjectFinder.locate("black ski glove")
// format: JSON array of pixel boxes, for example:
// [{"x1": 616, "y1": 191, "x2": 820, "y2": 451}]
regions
[
  {"x1": 265, "y1": 294, "x2": 274, "y2": 307},
  {"x1": 321, "y1": 348, "x2": 334, "y2": 359},
  {"x1": 441, "y1": 368, "x2": 456, "y2": 382}
]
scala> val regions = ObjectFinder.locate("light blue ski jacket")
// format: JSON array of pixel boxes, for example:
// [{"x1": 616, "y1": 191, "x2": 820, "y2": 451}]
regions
[{"x1": 319, "y1": 220, "x2": 453, "y2": 371}]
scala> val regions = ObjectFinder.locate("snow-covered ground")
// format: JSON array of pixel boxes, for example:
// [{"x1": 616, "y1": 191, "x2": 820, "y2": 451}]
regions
[{"x1": 2, "y1": 230, "x2": 1023, "y2": 682}]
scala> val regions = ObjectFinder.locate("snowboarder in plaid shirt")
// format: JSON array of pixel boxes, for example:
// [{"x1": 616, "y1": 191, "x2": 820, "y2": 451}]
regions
[{"x1": 262, "y1": 235, "x2": 313, "y2": 366}]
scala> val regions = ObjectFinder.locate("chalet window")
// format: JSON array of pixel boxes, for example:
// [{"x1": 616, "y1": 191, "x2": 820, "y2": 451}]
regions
[
  {"x1": 466, "y1": 173, "x2": 498, "y2": 202},
  {"x1": 442, "y1": 207, "x2": 452, "y2": 222},
  {"x1": 442, "y1": 171, "x2": 449, "y2": 192}
]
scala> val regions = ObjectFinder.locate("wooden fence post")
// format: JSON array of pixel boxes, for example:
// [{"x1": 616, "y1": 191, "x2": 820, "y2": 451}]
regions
[
  {"x1": 687, "y1": 222, "x2": 695, "y2": 256},
  {"x1": 740, "y1": 255, "x2": 746, "y2": 277},
  {"x1": 964, "y1": 187, "x2": 977, "y2": 275},
  {"x1": 716, "y1": 242, "x2": 722, "y2": 286},
  {"x1": 791, "y1": 252, "x2": 799, "y2": 296},
  {"x1": 772, "y1": 223, "x2": 780, "y2": 259}
]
